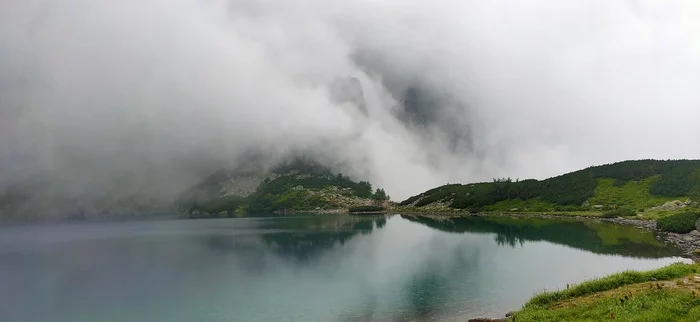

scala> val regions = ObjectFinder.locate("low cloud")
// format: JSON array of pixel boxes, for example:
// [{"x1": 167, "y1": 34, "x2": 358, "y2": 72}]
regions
[{"x1": 1, "y1": 0, "x2": 699, "y2": 216}]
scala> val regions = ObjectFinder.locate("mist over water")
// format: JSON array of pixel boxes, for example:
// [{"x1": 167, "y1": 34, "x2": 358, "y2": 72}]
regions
[{"x1": 1, "y1": 1, "x2": 699, "y2": 215}]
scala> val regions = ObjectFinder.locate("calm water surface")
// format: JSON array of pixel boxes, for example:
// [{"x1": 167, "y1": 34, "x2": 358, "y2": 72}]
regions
[{"x1": 0, "y1": 214, "x2": 689, "y2": 321}]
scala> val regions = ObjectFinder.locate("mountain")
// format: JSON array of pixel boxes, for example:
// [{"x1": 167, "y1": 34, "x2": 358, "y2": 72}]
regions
[
  {"x1": 179, "y1": 157, "x2": 391, "y2": 218},
  {"x1": 0, "y1": 156, "x2": 390, "y2": 221},
  {"x1": 399, "y1": 159, "x2": 700, "y2": 216}
]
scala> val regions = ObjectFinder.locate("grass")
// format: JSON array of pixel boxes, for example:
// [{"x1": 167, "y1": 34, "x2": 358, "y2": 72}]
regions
[
  {"x1": 589, "y1": 177, "x2": 687, "y2": 212},
  {"x1": 516, "y1": 280, "x2": 700, "y2": 321},
  {"x1": 516, "y1": 263, "x2": 700, "y2": 321},
  {"x1": 482, "y1": 198, "x2": 559, "y2": 212},
  {"x1": 525, "y1": 263, "x2": 699, "y2": 307},
  {"x1": 601, "y1": 207, "x2": 637, "y2": 218}
]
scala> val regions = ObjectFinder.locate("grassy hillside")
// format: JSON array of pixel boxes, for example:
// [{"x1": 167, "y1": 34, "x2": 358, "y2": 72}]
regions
[
  {"x1": 181, "y1": 158, "x2": 390, "y2": 217},
  {"x1": 514, "y1": 263, "x2": 700, "y2": 321},
  {"x1": 399, "y1": 160, "x2": 700, "y2": 218}
]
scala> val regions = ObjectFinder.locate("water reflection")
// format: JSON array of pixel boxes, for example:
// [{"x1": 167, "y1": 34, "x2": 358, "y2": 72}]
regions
[
  {"x1": 403, "y1": 215, "x2": 681, "y2": 258},
  {"x1": 0, "y1": 214, "x2": 687, "y2": 322},
  {"x1": 199, "y1": 215, "x2": 387, "y2": 262}
]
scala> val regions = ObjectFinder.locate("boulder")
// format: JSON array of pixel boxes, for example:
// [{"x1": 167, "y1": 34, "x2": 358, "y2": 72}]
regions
[
  {"x1": 651, "y1": 200, "x2": 686, "y2": 211},
  {"x1": 690, "y1": 230, "x2": 700, "y2": 238}
]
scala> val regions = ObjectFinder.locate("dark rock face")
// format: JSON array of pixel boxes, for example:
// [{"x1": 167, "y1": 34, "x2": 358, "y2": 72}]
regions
[
  {"x1": 397, "y1": 85, "x2": 474, "y2": 153},
  {"x1": 351, "y1": 51, "x2": 476, "y2": 154}
]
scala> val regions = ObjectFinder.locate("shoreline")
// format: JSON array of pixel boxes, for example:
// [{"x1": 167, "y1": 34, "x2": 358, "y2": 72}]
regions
[{"x1": 287, "y1": 208, "x2": 700, "y2": 261}]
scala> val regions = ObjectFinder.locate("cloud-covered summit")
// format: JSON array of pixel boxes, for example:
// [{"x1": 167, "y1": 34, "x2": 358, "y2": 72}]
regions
[{"x1": 1, "y1": 0, "x2": 698, "y2": 217}]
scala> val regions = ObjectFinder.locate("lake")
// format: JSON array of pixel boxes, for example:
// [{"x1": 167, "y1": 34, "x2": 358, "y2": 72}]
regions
[{"x1": 0, "y1": 214, "x2": 689, "y2": 321}]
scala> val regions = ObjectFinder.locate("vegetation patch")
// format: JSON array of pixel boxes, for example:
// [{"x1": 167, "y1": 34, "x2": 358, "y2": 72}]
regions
[
  {"x1": 481, "y1": 198, "x2": 559, "y2": 213},
  {"x1": 601, "y1": 207, "x2": 637, "y2": 218},
  {"x1": 656, "y1": 212, "x2": 700, "y2": 233},
  {"x1": 190, "y1": 195, "x2": 246, "y2": 217},
  {"x1": 589, "y1": 177, "x2": 684, "y2": 212},
  {"x1": 182, "y1": 159, "x2": 390, "y2": 216},
  {"x1": 525, "y1": 263, "x2": 699, "y2": 307},
  {"x1": 517, "y1": 263, "x2": 700, "y2": 322}
]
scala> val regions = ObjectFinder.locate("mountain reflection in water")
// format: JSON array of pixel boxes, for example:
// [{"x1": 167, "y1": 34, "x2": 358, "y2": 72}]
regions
[
  {"x1": 402, "y1": 215, "x2": 681, "y2": 258},
  {"x1": 0, "y1": 214, "x2": 687, "y2": 322}
]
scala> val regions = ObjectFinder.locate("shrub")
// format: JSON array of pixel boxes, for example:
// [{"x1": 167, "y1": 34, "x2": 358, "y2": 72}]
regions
[
  {"x1": 601, "y1": 207, "x2": 637, "y2": 218},
  {"x1": 197, "y1": 195, "x2": 246, "y2": 214},
  {"x1": 349, "y1": 206, "x2": 385, "y2": 213},
  {"x1": 612, "y1": 178, "x2": 626, "y2": 188},
  {"x1": 657, "y1": 212, "x2": 700, "y2": 233}
]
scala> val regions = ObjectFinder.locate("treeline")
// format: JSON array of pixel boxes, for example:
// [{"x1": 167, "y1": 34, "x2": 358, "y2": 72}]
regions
[
  {"x1": 246, "y1": 175, "x2": 387, "y2": 213},
  {"x1": 401, "y1": 159, "x2": 700, "y2": 211},
  {"x1": 255, "y1": 173, "x2": 373, "y2": 198}
]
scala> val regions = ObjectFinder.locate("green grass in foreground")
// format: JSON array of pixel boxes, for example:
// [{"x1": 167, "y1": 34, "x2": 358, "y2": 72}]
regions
[{"x1": 516, "y1": 263, "x2": 700, "y2": 321}]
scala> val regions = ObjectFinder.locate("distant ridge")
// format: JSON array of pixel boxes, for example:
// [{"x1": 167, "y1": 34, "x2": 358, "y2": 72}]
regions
[{"x1": 399, "y1": 159, "x2": 700, "y2": 214}]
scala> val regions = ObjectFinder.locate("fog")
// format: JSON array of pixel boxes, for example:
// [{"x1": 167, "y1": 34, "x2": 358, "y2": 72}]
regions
[{"x1": 1, "y1": 1, "x2": 699, "y2": 216}]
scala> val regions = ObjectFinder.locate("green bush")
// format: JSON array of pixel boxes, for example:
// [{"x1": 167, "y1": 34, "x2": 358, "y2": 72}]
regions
[
  {"x1": 612, "y1": 178, "x2": 626, "y2": 187},
  {"x1": 196, "y1": 195, "x2": 246, "y2": 214},
  {"x1": 349, "y1": 206, "x2": 385, "y2": 213},
  {"x1": 657, "y1": 212, "x2": 700, "y2": 233},
  {"x1": 601, "y1": 207, "x2": 637, "y2": 218}
]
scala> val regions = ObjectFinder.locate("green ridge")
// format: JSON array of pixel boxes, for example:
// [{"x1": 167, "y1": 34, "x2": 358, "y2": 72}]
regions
[
  {"x1": 182, "y1": 159, "x2": 390, "y2": 218},
  {"x1": 400, "y1": 159, "x2": 700, "y2": 218}
]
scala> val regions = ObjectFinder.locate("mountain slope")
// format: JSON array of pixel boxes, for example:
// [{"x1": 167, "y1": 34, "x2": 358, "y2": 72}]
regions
[
  {"x1": 180, "y1": 158, "x2": 391, "y2": 217},
  {"x1": 399, "y1": 160, "x2": 700, "y2": 216}
]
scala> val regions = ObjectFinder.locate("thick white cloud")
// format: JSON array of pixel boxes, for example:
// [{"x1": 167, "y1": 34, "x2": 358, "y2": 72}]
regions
[{"x1": 0, "y1": 0, "x2": 699, "y2": 212}]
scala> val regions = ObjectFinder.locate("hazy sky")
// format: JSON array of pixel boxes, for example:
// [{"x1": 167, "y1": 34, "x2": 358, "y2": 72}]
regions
[{"x1": 1, "y1": 0, "x2": 699, "y2": 207}]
